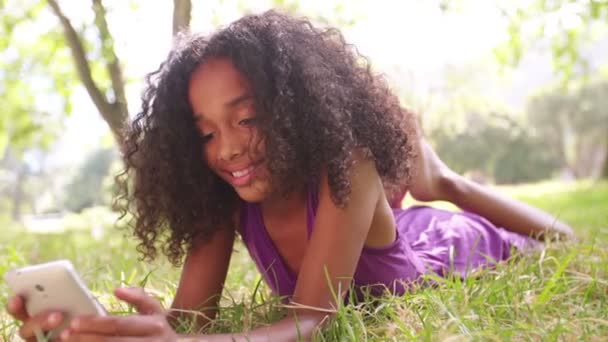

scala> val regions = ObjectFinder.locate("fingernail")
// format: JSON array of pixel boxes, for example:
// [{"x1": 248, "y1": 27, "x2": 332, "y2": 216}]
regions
[
  {"x1": 71, "y1": 318, "x2": 79, "y2": 330},
  {"x1": 49, "y1": 313, "x2": 61, "y2": 324},
  {"x1": 60, "y1": 329, "x2": 70, "y2": 340}
]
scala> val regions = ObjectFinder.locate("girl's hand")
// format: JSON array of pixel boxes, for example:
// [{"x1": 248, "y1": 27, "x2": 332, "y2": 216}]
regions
[
  {"x1": 61, "y1": 287, "x2": 178, "y2": 341},
  {"x1": 6, "y1": 295, "x2": 64, "y2": 341},
  {"x1": 61, "y1": 315, "x2": 177, "y2": 341}
]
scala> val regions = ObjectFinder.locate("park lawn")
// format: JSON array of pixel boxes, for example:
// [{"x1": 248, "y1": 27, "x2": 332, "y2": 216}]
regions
[{"x1": 1, "y1": 180, "x2": 607, "y2": 341}]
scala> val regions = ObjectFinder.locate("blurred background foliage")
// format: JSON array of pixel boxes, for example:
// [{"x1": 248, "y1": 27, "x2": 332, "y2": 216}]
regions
[{"x1": 0, "y1": 0, "x2": 606, "y2": 230}]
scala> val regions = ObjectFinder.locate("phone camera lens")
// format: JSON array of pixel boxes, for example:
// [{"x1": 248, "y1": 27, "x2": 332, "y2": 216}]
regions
[{"x1": 35, "y1": 284, "x2": 45, "y2": 292}]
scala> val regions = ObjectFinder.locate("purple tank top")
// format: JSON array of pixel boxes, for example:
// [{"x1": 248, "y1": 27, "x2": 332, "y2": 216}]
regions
[{"x1": 238, "y1": 183, "x2": 537, "y2": 298}]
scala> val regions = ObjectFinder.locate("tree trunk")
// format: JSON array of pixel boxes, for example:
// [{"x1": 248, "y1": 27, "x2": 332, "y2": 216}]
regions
[
  {"x1": 47, "y1": 0, "x2": 193, "y2": 144},
  {"x1": 11, "y1": 164, "x2": 27, "y2": 221},
  {"x1": 47, "y1": 0, "x2": 127, "y2": 143},
  {"x1": 173, "y1": 0, "x2": 192, "y2": 35},
  {"x1": 602, "y1": 139, "x2": 608, "y2": 178}
]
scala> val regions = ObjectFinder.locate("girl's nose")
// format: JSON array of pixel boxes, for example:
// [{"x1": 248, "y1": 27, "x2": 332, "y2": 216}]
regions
[{"x1": 218, "y1": 132, "x2": 245, "y2": 161}]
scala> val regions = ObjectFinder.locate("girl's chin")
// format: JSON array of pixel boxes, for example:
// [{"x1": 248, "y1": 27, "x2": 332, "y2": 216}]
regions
[{"x1": 234, "y1": 185, "x2": 269, "y2": 203}]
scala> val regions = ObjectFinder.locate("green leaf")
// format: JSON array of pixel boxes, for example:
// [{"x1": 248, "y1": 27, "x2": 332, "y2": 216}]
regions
[
  {"x1": 590, "y1": 1, "x2": 602, "y2": 19},
  {"x1": 0, "y1": 130, "x2": 8, "y2": 159}
]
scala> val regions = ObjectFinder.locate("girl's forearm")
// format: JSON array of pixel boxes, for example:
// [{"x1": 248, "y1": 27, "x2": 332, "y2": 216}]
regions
[{"x1": 449, "y1": 174, "x2": 574, "y2": 239}]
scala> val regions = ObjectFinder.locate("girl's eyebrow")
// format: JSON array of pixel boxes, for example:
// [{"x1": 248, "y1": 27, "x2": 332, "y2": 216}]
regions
[
  {"x1": 194, "y1": 93, "x2": 253, "y2": 122},
  {"x1": 225, "y1": 93, "x2": 253, "y2": 109}
]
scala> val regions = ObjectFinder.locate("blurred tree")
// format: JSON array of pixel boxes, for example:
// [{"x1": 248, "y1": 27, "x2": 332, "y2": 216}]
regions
[
  {"x1": 63, "y1": 147, "x2": 116, "y2": 212},
  {"x1": 493, "y1": 0, "x2": 608, "y2": 177},
  {"x1": 527, "y1": 80, "x2": 608, "y2": 178},
  {"x1": 46, "y1": 0, "x2": 128, "y2": 142},
  {"x1": 495, "y1": 0, "x2": 607, "y2": 84},
  {"x1": 1, "y1": 0, "x2": 193, "y2": 152},
  {"x1": 2, "y1": 0, "x2": 357, "y2": 155},
  {"x1": 173, "y1": 0, "x2": 192, "y2": 35},
  {"x1": 0, "y1": 147, "x2": 55, "y2": 220},
  {"x1": 0, "y1": 1, "x2": 66, "y2": 159},
  {"x1": 422, "y1": 62, "x2": 562, "y2": 184},
  {"x1": 1, "y1": 0, "x2": 193, "y2": 219},
  {"x1": 0, "y1": 150, "x2": 30, "y2": 220},
  {"x1": 431, "y1": 111, "x2": 560, "y2": 184}
]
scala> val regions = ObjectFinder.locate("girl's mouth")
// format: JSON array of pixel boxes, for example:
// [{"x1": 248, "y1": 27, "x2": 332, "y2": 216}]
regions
[{"x1": 225, "y1": 160, "x2": 264, "y2": 187}]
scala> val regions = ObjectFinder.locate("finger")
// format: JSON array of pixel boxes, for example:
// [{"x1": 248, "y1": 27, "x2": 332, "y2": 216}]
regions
[
  {"x1": 64, "y1": 333, "x2": 147, "y2": 342},
  {"x1": 69, "y1": 315, "x2": 167, "y2": 336},
  {"x1": 18, "y1": 311, "x2": 64, "y2": 340},
  {"x1": 114, "y1": 287, "x2": 164, "y2": 315},
  {"x1": 6, "y1": 296, "x2": 29, "y2": 321}
]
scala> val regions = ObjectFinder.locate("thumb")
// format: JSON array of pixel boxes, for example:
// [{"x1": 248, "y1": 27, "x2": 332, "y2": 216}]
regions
[
  {"x1": 114, "y1": 287, "x2": 164, "y2": 315},
  {"x1": 7, "y1": 296, "x2": 30, "y2": 322}
]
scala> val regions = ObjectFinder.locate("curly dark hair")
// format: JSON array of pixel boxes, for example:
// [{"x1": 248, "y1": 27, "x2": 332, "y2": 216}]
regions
[{"x1": 116, "y1": 10, "x2": 417, "y2": 266}]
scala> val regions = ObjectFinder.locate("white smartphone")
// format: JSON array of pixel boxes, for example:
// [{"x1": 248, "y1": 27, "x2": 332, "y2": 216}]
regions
[{"x1": 4, "y1": 260, "x2": 107, "y2": 339}]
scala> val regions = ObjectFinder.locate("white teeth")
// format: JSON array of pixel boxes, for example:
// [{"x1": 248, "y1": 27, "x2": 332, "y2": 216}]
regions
[{"x1": 232, "y1": 166, "x2": 254, "y2": 178}]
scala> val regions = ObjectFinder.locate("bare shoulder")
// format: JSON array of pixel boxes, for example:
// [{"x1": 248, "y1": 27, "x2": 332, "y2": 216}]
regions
[
  {"x1": 348, "y1": 148, "x2": 383, "y2": 190},
  {"x1": 293, "y1": 148, "x2": 385, "y2": 307},
  {"x1": 317, "y1": 148, "x2": 384, "y2": 212}
]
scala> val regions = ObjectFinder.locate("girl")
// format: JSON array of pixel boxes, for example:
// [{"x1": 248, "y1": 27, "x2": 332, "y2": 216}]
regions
[{"x1": 9, "y1": 10, "x2": 573, "y2": 342}]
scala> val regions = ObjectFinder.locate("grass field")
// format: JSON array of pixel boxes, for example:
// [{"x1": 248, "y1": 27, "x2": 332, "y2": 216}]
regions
[{"x1": 1, "y1": 180, "x2": 607, "y2": 341}]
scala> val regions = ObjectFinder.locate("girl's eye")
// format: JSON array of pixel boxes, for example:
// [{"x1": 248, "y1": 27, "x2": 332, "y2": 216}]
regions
[
  {"x1": 239, "y1": 117, "x2": 257, "y2": 126},
  {"x1": 200, "y1": 133, "x2": 214, "y2": 144}
]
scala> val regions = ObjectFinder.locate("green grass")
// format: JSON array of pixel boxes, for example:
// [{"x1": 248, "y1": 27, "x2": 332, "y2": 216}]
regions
[{"x1": 1, "y1": 180, "x2": 607, "y2": 341}]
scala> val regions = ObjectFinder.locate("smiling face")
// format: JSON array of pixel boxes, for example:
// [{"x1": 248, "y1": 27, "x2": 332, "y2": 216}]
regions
[{"x1": 188, "y1": 57, "x2": 270, "y2": 203}]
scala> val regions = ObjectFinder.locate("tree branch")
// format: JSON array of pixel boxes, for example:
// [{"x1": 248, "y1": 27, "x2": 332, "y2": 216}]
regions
[
  {"x1": 91, "y1": 0, "x2": 128, "y2": 126},
  {"x1": 173, "y1": 0, "x2": 191, "y2": 35},
  {"x1": 47, "y1": 0, "x2": 110, "y2": 118},
  {"x1": 47, "y1": 0, "x2": 124, "y2": 142}
]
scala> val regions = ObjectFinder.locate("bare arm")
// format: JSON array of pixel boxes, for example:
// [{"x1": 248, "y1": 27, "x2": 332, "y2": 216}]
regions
[
  {"x1": 408, "y1": 139, "x2": 574, "y2": 240},
  {"x1": 196, "y1": 155, "x2": 384, "y2": 341},
  {"x1": 169, "y1": 226, "x2": 235, "y2": 330},
  {"x1": 60, "y1": 160, "x2": 381, "y2": 341},
  {"x1": 451, "y1": 176, "x2": 574, "y2": 239}
]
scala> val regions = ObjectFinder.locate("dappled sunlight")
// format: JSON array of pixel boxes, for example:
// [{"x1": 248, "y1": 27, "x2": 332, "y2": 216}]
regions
[{"x1": 1, "y1": 0, "x2": 607, "y2": 340}]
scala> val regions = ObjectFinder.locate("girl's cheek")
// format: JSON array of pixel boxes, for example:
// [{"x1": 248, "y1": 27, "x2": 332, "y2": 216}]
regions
[
  {"x1": 253, "y1": 135, "x2": 266, "y2": 155},
  {"x1": 202, "y1": 147, "x2": 214, "y2": 164}
]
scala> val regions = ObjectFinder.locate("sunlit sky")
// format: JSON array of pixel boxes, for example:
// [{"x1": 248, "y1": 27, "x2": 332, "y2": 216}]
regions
[{"x1": 38, "y1": 0, "x2": 602, "y2": 166}]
